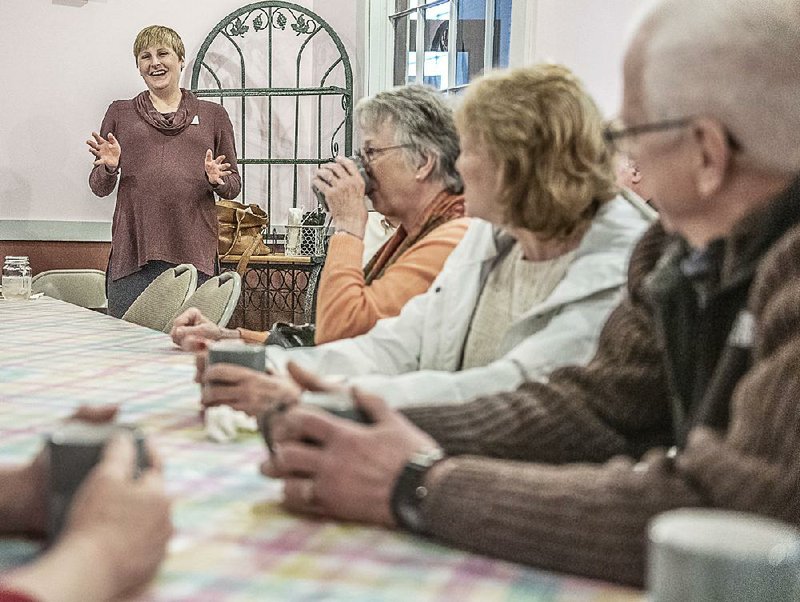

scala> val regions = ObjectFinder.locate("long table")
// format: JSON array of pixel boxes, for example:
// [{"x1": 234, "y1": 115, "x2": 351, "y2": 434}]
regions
[{"x1": 0, "y1": 297, "x2": 644, "y2": 601}]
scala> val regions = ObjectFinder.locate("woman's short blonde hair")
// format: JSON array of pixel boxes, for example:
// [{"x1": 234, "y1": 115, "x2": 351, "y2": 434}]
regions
[
  {"x1": 455, "y1": 64, "x2": 617, "y2": 239},
  {"x1": 133, "y1": 25, "x2": 185, "y2": 64}
]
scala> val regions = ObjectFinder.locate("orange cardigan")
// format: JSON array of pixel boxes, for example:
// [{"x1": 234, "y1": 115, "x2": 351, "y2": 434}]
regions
[
  {"x1": 313, "y1": 218, "x2": 470, "y2": 344},
  {"x1": 237, "y1": 217, "x2": 470, "y2": 346}
]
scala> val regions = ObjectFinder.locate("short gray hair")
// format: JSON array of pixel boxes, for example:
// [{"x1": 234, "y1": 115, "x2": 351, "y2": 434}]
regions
[
  {"x1": 634, "y1": 0, "x2": 800, "y2": 173},
  {"x1": 355, "y1": 85, "x2": 463, "y2": 193}
]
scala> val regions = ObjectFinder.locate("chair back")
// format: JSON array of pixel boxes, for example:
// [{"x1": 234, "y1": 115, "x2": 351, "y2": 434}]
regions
[
  {"x1": 166, "y1": 272, "x2": 241, "y2": 332},
  {"x1": 31, "y1": 269, "x2": 107, "y2": 309},
  {"x1": 122, "y1": 265, "x2": 197, "y2": 332}
]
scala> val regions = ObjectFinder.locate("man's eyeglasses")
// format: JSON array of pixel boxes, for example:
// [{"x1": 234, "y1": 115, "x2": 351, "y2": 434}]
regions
[
  {"x1": 603, "y1": 118, "x2": 693, "y2": 146},
  {"x1": 603, "y1": 118, "x2": 741, "y2": 152},
  {"x1": 361, "y1": 144, "x2": 413, "y2": 163}
]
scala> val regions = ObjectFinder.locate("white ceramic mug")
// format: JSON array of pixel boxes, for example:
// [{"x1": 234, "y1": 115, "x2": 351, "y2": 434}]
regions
[{"x1": 648, "y1": 508, "x2": 800, "y2": 601}]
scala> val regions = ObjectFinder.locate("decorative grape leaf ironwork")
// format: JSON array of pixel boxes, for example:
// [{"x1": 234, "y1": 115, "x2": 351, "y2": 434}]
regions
[
  {"x1": 221, "y1": 9, "x2": 320, "y2": 39},
  {"x1": 229, "y1": 17, "x2": 250, "y2": 37},
  {"x1": 291, "y1": 14, "x2": 313, "y2": 35},
  {"x1": 191, "y1": 1, "x2": 353, "y2": 220}
]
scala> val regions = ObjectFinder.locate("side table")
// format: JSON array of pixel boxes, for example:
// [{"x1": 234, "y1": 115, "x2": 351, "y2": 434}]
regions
[{"x1": 219, "y1": 254, "x2": 324, "y2": 331}]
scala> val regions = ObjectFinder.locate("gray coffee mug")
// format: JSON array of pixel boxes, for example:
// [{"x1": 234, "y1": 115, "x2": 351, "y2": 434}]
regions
[
  {"x1": 207, "y1": 340, "x2": 266, "y2": 371},
  {"x1": 47, "y1": 422, "x2": 147, "y2": 541},
  {"x1": 648, "y1": 509, "x2": 800, "y2": 601}
]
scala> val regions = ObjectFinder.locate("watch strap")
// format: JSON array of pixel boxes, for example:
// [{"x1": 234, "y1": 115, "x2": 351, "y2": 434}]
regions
[{"x1": 390, "y1": 448, "x2": 445, "y2": 534}]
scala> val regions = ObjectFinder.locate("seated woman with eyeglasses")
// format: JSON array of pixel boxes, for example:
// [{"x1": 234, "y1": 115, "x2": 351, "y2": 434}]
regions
[
  {"x1": 194, "y1": 64, "x2": 655, "y2": 415},
  {"x1": 171, "y1": 85, "x2": 469, "y2": 350}
]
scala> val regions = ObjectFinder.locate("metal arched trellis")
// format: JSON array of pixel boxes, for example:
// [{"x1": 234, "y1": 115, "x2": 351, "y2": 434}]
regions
[{"x1": 190, "y1": 1, "x2": 354, "y2": 221}]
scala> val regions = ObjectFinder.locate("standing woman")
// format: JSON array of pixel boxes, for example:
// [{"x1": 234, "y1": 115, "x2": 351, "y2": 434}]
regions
[{"x1": 88, "y1": 25, "x2": 241, "y2": 318}]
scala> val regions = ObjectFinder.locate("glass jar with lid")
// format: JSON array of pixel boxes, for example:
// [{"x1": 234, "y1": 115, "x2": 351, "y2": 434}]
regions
[{"x1": 2, "y1": 256, "x2": 32, "y2": 301}]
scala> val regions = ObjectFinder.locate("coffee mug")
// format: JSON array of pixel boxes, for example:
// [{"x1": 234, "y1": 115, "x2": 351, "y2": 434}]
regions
[
  {"x1": 47, "y1": 422, "x2": 147, "y2": 541},
  {"x1": 299, "y1": 390, "x2": 372, "y2": 424},
  {"x1": 259, "y1": 390, "x2": 371, "y2": 454},
  {"x1": 207, "y1": 340, "x2": 266, "y2": 372},
  {"x1": 648, "y1": 508, "x2": 800, "y2": 601},
  {"x1": 312, "y1": 154, "x2": 374, "y2": 212}
]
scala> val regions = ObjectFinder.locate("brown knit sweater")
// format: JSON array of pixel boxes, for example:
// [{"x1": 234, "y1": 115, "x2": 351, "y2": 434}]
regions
[{"x1": 403, "y1": 185, "x2": 800, "y2": 586}]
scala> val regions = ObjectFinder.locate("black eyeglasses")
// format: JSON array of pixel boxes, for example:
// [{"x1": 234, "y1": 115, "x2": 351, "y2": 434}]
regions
[
  {"x1": 362, "y1": 144, "x2": 413, "y2": 163},
  {"x1": 603, "y1": 118, "x2": 741, "y2": 152}
]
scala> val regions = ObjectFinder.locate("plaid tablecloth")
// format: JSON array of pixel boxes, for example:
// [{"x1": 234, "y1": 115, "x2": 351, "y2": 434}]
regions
[{"x1": 0, "y1": 297, "x2": 644, "y2": 601}]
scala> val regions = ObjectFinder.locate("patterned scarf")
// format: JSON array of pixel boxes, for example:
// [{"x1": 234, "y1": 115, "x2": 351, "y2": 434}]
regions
[
  {"x1": 134, "y1": 88, "x2": 199, "y2": 136},
  {"x1": 364, "y1": 190, "x2": 465, "y2": 284}
]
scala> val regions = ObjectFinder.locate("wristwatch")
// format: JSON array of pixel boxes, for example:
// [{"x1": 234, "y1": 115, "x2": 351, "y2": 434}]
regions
[{"x1": 390, "y1": 448, "x2": 446, "y2": 534}]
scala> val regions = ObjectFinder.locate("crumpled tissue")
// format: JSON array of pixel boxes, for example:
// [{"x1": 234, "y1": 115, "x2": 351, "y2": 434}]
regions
[{"x1": 204, "y1": 405, "x2": 258, "y2": 443}]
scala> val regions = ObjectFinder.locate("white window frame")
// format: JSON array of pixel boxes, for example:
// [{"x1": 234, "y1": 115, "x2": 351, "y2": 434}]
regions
[{"x1": 364, "y1": 0, "x2": 537, "y2": 96}]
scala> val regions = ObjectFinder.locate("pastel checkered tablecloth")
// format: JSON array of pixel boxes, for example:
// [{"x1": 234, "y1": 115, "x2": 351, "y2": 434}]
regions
[{"x1": 0, "y1": 297, "x2": 644, "y2": 601}]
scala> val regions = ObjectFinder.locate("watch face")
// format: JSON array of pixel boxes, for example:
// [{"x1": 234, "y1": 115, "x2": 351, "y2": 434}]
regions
[{"x1": 397, "y1": 496, "x2": 425, "y2": 533}]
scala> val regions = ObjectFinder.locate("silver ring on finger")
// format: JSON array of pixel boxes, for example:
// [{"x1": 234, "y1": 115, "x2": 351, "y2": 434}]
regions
[{"x1": 301, "y1": 478, "x2": 316, "y2": 505}]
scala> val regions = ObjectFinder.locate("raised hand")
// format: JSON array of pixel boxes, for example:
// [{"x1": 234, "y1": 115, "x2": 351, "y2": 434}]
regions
[
  {"x1": 312, "y1": 156, "x2": 368, "y2": 238},
  {"x1": 205, "y1": 149, "x2": 232, "y2": 186},
  {"x1": 86, "y1": 132, "x2": 121, "y2": 170}
]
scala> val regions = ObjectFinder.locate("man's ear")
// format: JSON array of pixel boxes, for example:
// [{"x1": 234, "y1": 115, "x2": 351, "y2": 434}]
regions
[{"x1": 692, "y1": 118, "x2": 733, "y2": 198}]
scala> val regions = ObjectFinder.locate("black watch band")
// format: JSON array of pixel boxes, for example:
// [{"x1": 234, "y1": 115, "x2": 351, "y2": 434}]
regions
[{"x1": 390, "y1": 448, "x2": 445, "y2": 534}]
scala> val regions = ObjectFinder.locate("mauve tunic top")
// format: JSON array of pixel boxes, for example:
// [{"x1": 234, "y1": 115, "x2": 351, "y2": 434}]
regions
[{"x1": 89, "y1": 89, "x2": 241, "y2": 280}]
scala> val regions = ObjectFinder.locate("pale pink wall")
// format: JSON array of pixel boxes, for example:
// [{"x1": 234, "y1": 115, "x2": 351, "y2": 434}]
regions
[
  {"x1": 533, "y1": 0, "x2": 642, "y2": 117},
  {"x1": 0, "y1": 0, "x2": 363, "y2": 227},
  {"x1": 1, "y1": 0, "x2": 641, "y2": 230}
]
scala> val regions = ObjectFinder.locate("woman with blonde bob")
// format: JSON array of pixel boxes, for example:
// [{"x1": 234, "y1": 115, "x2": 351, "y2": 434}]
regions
[
  {"x1": 197, "y1": 64, "x2": 654, "y2": 415},
  {"x1": 88, "y1": 25, "x2": 240, "y2": 318}
]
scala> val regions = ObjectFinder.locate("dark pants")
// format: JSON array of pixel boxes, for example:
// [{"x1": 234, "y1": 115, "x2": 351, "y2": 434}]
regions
[{"x1": 106, "y1": 260, "x2": 215, "y2": 319}]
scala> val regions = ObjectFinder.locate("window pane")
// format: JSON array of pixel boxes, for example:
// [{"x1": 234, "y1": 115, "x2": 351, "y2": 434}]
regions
[
  {"x1": 454, "y1": 0, "x2": 486, "y2": 86},
  {"x1": 392, "y1": 15, "x2": 415, "y2": 86},
  {"x1": 393, "y1": 0, "x2": 418, "y2": 13},
  {"x1": 493, "y1": 0, "x2": 513, "y2": 68},
  {"x1": 422, "y1": 2, "x2": 451, "y2": 90}
]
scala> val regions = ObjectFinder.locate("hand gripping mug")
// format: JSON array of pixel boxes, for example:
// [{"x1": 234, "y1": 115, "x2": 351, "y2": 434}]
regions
[
  {"x1": 207, "y1": 339, "x2": 267, "y2": 372},
  {"x1": 47, "y1": 422, "x2": 148, "y2": 541},
  {"x1": 312, "y1": 155, "x2": 374, "y2": 212}
]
